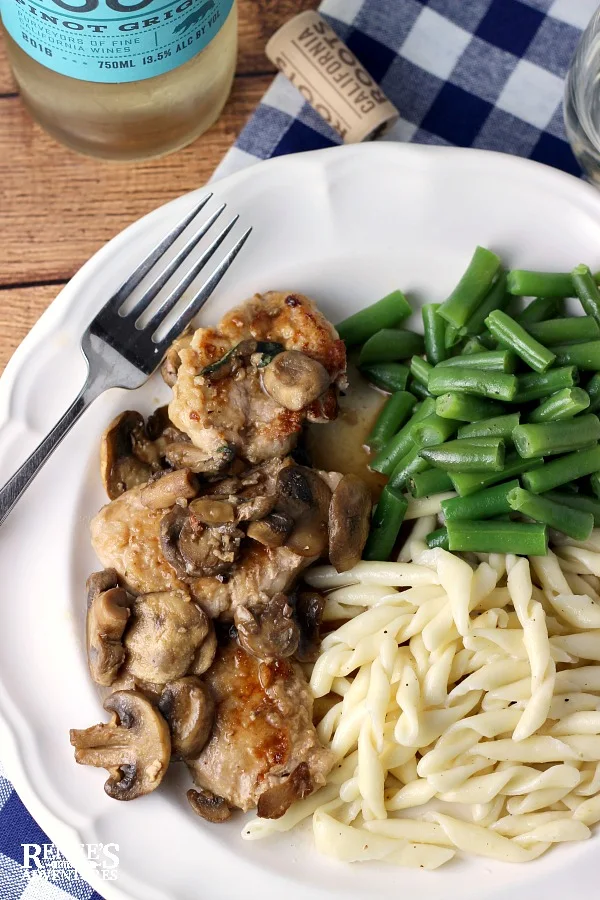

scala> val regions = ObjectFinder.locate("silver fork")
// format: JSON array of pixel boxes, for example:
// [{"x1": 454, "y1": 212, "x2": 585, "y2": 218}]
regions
[{"x1": 0, "y1": 194, "x2": 251, "y2": 526}]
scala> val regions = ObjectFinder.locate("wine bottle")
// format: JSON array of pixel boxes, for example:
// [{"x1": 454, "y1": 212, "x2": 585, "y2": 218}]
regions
[{"x1": 2, "y1": 0, "x2": 238, "y2": 161}]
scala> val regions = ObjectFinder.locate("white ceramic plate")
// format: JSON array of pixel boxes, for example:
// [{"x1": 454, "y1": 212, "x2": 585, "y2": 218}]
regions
[{"x1": 3, "y1": 143, "x2": 600, "y2": 900}]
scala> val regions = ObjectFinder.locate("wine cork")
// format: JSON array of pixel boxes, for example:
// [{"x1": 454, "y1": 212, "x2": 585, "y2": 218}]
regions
[{"x1": 266, "y1": 11, "x2": 399, "y2": 143}]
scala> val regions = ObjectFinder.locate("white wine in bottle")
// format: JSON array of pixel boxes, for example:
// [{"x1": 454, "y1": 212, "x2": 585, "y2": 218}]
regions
[{"x1": 2, "y1": 0, "x2": 238, "y2": 161}]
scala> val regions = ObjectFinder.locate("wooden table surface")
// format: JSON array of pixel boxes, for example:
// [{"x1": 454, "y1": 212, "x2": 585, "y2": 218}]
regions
[{"x1": 0, "y1": 0, "x2": 318, "y2": 373}]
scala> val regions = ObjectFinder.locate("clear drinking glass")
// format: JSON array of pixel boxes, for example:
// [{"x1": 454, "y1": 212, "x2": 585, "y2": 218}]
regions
[{"x1": 565, "y1": 5, "x2": 600, "y2": 184}]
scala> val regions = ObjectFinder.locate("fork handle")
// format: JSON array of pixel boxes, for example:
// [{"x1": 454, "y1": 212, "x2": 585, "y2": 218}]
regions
[{"x1": 0, "y1": 375, "x2": 102, "y2": 527}]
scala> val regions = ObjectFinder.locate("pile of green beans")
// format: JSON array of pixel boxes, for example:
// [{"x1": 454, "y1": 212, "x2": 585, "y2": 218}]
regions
[{"x1": 335, "y1": 255, "x2": 600, "y2": 558}]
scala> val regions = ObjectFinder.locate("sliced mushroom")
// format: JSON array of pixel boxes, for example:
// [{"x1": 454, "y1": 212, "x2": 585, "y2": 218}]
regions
[
  {"x1": 100, "y1": 411, "x2": 154, "y2": 499},
  {"x1": 86, "y1": 568, "x2": 122, "y2": 597},
  {"x1": 236, "y1": 494, "x2": 276, "y2": 522},
  {"x1": 187, "y1": 788, "x2": 231, "y2": 823},
  {"x1": 189, "y1": 619, "x2": 218, "y2": 675},
  {"x1": 70, "y1": 690, "x2": 171, "y2": 801},
  {"x1": 188, "y1": 497, "x2": 236, "y2": 525},
  {"x1": 161, "y1": 329, "x2": 193, "y2": 387},
  {"x1": 234, "y1": 593, "x2": 299, "y2": 661},
  {"x1": 158, "y1": 677, "x2": 215, "y2": 760},
  {"x1": 293, "y1": 591, "x2": 325, "y2": 663},
  {"x1": 145, "y1": 407, "x2": 190, "y2": 464},
  {"x1": 123, "y1": 591, "x2": 212, "y2": 684},
  {"x1": 246, "y1": 512, "x2": 293, "y2": 548},
  {"x1": 140, "y1": 469, "x2": 199, "y2": 510},
  {"x1": 262, "y1": 350, "x2": 331, "y2": 412},
  {"x1": 277, "y1": 465, "x2": 331, "y2": 521},
  {"x1": 164, "y1": 442, "x2": 235, "y2": 475},
  {"x1": 160, "y1": 507, "x2": 243, "y2": 579},
  {"x1": 180, "y1": 519, "x2": 243, "y2": 576},
  {"x1": 86, "y1": 569, "x2": 134, "y2": 686},
  {"x1": 160, "y1": 507, "x2": 188, "y2": 576},
  {"x1": 328, "y1": 474, "x2": 372, "y2": 573},
  {"x1": 206, "y1": 457, "x2": 292, "y2": 522},
  {"x1": 257, "y1": 763, "x2": 313, "y2": 819},
  {"x1": 276, "y1": 465, "x2": 331, "y2": 558}
]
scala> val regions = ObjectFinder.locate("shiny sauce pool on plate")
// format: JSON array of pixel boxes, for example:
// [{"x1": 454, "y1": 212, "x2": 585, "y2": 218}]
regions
[{"x1": 305, "y1": 361, "x2": 387, "y2": 500}]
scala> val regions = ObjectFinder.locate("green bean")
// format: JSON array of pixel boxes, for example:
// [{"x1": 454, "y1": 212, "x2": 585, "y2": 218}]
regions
[
  {"x1": 527, "y1": 316, "x2": 600, "y2": 346},
  {"x1": 446, "y1": 519, "x2": 547, "y2": 555},
  {"x1": 410, "y1": 356, "x2": 434, "y2": 386},
  {"x1": 438, "y1": 246, "x2": 501, "y2": 329},
  {"x1": 426, "y1": 527, "x2": 450, "y2": 550},
  {"x1": 366, "y1": 391, "x2": 416, "y2": 452},
  {"x1": 572, "y1": 264, "x2": 600, "y2": 325},
  {"x1": 462, "y1": 336, "x2": 491, "y2": 355},
  {"x1": 337, "y1": 290, "x2": 412, "y2": 346},
  {"x1": 442, "y1": 479, "x2": 520, "y2": 521},
  {"x1": 360, "y1": 362, "x2": 410, "y2": 393},
  {"x1": 512, "y1": 415, "x2": 600, "y2": 459},
  {"x1": 522, "y1": 445, "x2": 600, "y2": 494},
  {"x1": 485, "y1": 309, "x2": 556, "y2": 373},
  {"x1": 458, "y1": 413, "x2": 520, "y2": 441},
  {"x1": 428, "y1": 367, "x2": 517, "y2": 401},
  {"x1": 410, "y1": 413, "x2": 460, "y2": 447},
  {"x1": 591, "y1": 472, "x2": 600, "y2": 499},
  {"x1": 514, "y1": 367, "x2": 578, "y2": 404},
  {"x1": 435, "y1": 392, "x2": 506, "y2": 422},
  {"x1": 422, "y1": 303, "x2": 448, "y2": 365},
  {"x1": 461, "y1": 270, "x2": 508, "y2": 336},
  {"x1": 515, "y1": 296, "x2": 564, "y2": 326},
  {"x1": 420, "y1": 438, "x2": 505, "y2": 472},
  {"x1": 435, "y1": 350, "x2": 517, "y2": 373},
  {"x1": 586, "y1": 373, "x2": 600, "y2": 414},
  {"x1": 387, "y1": 444, "x2": 430, "y2": 491},
  {"x1": 359, "y1": 329, "x2": 425, "y2": 366},
  {"x1": 370, "y1": 398, "x2": 435, "y2": 475},
  {"x1": 363, "y1": 486, "x2": 408, "y2": 561},
  {"x1": 507, "y1": 487, "x2": 593, "y2": 542},
  {"x1": 408, "y1": 378, "x2": 432, "y2": 401},
  {"x1": 409, "y1": 469, "x2": 454, "y2": 498},
  {"x1": 507, "y1": 271, "x2": 575, "y2": 298},
  {"x1": 450, "y1": 453, "x2": 544, "y2": 497},
  {"x1": 445, "y1": 323, "x2": 462, "y2": 350},
  {"x1": 544, "y1": 491, "x2": 600, "y2": 526},
  {"x1": 553, "y1": 341, "x2": 600, "y2": 371},
  {"x1": 527, "y1": 388, "x2": 590, "y2": 424}
]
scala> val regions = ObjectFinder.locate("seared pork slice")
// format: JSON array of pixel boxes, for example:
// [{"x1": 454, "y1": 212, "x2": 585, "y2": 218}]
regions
[
  {"x1": 191, "y1": 541, "x2": 315, "y2": 619},
  {"x1": 91, "y1": 486, "x2": 189, "y2": 596},
  {"x1": 187, "y1": 642, "x2": 334, "y2": 813},
  {"x1": 90, "y1": 485, "x2": 314, "y2": 617},
  {"x1": 168, "y1": 292, "x2": 346, "y2": 464}
]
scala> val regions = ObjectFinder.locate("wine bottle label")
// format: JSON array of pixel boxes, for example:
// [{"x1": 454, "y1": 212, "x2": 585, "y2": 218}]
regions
[{"x1": 1, "y1": 0, "x2": 234, "y2": 83}]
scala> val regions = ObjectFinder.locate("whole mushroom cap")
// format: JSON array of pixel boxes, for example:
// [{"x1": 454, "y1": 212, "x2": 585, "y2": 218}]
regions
[{"x1": 123, "y1": 591, "x2": 213, "y2": 684}]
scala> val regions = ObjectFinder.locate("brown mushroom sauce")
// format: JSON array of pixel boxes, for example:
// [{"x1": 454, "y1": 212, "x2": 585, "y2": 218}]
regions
[{"x1": 74, "y1": 293, "x2": 385, "y2": 821}]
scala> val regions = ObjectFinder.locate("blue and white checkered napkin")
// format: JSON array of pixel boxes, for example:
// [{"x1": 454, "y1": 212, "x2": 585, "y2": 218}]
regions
[
  {"x1": 0, "y1": 1, "x2": 597, "y2": 898},
  {"x1": 217, "y1": 0, "x2": 597, "y2": 179}
]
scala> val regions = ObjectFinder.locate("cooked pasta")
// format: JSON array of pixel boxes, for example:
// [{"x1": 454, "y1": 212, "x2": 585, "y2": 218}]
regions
[{"x1": 241, "y1": 528, "x2": 600, "y2": 868}]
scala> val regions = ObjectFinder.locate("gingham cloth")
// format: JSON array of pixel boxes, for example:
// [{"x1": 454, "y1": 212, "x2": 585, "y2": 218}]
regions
[{"x1": 0, "y1": 1, "x2": 597, "y2": 898}]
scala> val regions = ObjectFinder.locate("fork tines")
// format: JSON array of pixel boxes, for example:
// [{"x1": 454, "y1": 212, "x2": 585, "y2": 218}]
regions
[{"x1": 90, "y1": 194, "x2": 252, "y2": 373}]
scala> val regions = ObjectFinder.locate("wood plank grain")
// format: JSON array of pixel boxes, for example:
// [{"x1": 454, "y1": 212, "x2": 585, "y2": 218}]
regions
[
  {"x1": 0, "y1": 75, "x2": 270, "y2": 286},
  {"x1": 0, "y1": 283, "x2": 65, "y2": 373},
  {"x1": 0, "y1": 34, "x2": 16, "y2": 95},
  {"x1": 237, "y1": 0, "x2": 320, "y2": 74},
  {"x1": 0, "y1": 0, "x2": 320, "y2": 92}
]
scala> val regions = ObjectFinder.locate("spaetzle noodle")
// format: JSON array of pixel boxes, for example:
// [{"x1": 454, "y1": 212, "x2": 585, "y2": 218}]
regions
[{"x1": 241, "y1": 528, "x2": 600, "y2": 868}]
